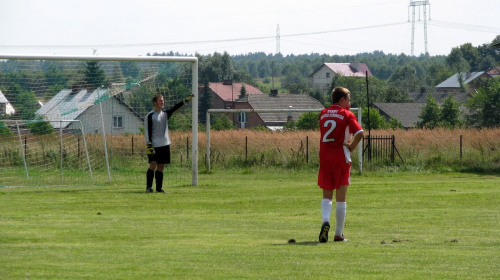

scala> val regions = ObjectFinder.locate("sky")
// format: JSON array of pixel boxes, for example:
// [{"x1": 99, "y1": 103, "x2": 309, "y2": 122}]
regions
[{"x1": 0, "y1": 0, "x2": 499, "y2": 57}]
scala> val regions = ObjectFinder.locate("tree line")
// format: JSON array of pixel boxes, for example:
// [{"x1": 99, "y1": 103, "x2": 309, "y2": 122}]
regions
[{"x1": 1, "y1": 35, "x2": 499, "y2": 133}]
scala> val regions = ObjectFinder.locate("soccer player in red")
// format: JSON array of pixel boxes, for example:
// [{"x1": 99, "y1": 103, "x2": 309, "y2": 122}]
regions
[{"x1": 318, "y1": 87, "x2": 363, "y2": 243}]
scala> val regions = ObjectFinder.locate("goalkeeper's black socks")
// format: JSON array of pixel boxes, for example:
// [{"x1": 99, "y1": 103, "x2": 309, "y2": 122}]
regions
[
  {"x1": 146, "y1": 169, "x2": 155, "y2": 190},
  {"x1": 155, "y1": 170, "x2": 164, "y2": 191}
]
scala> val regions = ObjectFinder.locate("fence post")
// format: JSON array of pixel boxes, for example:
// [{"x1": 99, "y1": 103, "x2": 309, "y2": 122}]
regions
[
  {"x1": 245, "y1": 136, "x2": 248, "y2": 161},
  {"x1": 131, "y1": 136, "x2": 134, "y2": 155},
  {"x1": 460, "y1": 135, "x2": 463, "y2": 161},
  {"x1": 306, "y1": 136, "x2": 309, "y2": 164},
  {"x1": 391, "y1": 135, "x2": 395, "y2": 163}
]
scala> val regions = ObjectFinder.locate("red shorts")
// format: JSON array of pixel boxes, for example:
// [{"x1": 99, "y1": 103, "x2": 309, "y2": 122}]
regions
[{"x1": 317, "y1": 162, "x2": 351, "y2": 190}]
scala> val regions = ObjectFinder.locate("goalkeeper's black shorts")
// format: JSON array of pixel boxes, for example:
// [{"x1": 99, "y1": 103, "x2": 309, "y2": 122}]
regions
[{"x1": 148, "y1": 145, "x2": 171, "y2": 164}]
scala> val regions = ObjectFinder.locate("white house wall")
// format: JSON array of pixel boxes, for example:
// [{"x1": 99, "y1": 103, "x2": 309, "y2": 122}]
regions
[
  {"x1": 311, "y1": 66, "x2": 333, "y2": 94},
  {"x1": 69, "y1": 97, "x2": 143, "y2": 135}
]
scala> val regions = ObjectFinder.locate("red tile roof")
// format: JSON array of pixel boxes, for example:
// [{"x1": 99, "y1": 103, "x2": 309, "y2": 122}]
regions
[{"x1": 209, "y1": 82, "x2": 263, "y2": 102}]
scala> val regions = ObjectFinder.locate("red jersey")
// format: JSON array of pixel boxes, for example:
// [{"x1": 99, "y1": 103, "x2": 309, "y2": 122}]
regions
[{"x1": 319, "y1": 105, "x2": 363, "y2": 166}]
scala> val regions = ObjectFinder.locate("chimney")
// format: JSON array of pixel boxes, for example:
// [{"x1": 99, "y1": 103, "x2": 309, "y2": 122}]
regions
[
  {"x1": 222, "y1": 80, "x2": 232, "y2": 85},
  {"x1": 270, "y1": 89, "x2": 278, "y2": 97},
  {"x1": 71, "y1": 84, "x2": 80, "y2": 94},
  {"x1": 350, "y1": 62, "x2": 361, "y2": 72}
]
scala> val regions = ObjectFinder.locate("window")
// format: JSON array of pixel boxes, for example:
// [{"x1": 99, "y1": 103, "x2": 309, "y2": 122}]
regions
[
  {"x1": 238, "y1": 113, "x2": 247, "y2": 123},
  {"x1": 326, "y1": 72, "x2": 331, "y2": 78},
  {"x1": 113, "y1": 116, "x2": 123, "y2": 128}
]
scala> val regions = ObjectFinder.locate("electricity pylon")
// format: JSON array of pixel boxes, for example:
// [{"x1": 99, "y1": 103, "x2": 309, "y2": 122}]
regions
[{"x1": 408, "y1": 1, "x2": 431, "y2": 56}]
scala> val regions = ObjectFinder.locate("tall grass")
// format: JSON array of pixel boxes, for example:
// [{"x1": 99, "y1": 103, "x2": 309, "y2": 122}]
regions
[
  {"x1": 202, "y1": 128, "x2": 500, "y2": 172},
  {"x1": 1, "y1": 128, "x2": 499, "y2": 187}
]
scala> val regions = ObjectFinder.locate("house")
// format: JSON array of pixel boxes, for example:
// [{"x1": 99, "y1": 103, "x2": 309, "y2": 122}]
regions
[
  {"x1": 0, "y1": 90, "x2": 16, "y2": 116},
  {"x1": 372, "y1": 103, "x2": 425, "y2": 129},
  {"x1": 203, "y1": 81, "x2": 263, "y2": 110},
  {"x1": 309, "y1": 62, "x2": 373, "y2": 94},
  {"x1": 36, "y1": 87, "x2": 143, "y2": 135},
  {"x1": 435, "y1": 72, "x2": 491, "y2": 94},
  {"x1": 232, "y1": 91, "x2": 324, "y2": 130},
  {"x1": 486, "y1": 66, "x2": 500, "y2": 78}
]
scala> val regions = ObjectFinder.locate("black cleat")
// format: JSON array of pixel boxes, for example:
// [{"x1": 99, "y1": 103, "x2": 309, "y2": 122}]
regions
[
  {"x1": 319, "y1": 222, "x2": 330, "y2": 243},
  {"x1": 156, "y1": 189, "x2": 167, "y2": 194},
  {"x1": 145, "y1": 188, "x2": 154, "y2": 193}
]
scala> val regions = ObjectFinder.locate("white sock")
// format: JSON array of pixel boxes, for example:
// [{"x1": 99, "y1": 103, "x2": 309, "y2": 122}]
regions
[
  {"x1": 321, "y1": 199, "x2": 332, "y2": 224},
  {"x1": 335, "y1": 202, "x2": 347, "y2": 237}
]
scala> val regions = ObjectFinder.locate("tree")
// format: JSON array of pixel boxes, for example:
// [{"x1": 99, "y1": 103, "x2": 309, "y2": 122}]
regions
[
  {"x1": 239, "y1": 84, "x2": 247, "y2": 99},
  {"x1": 458, "y1": 43, "x2": 481, "y2": 71},
  {"x1": 257, "y1": 58, "x2": 271, "y2": 78},
  {"x1": 440, "y1": 95, "x2": 461, "y2": 128},
  {"x1": 466, "y1": 79, "x2": 500, "y2": 128},
  {"x1": 16, "y1": 90, "x2": 39, "y2": 120},
  {"x1": 446, "y1": 48, "x2": 470, "y2": 92},
  {"x1": 27, "y1": 119, "x2": 54, "y2": 135},
  {"x1": 44, "y1": 62, "x2": 67, "y2": 87},
  {"x1": 212, "y1": 114, "x2": 236, "y2": 130},
  {"x1": 388, "y1": 117, "x2": 404, "y2": 130},
  {"x1": 362, "y1": 107, "x2": 388, "y2": 130},
  {"x1": 0, "y1": 119, "x2": 12, "y2": 136},
  {"x1": 120, "y1": 61, "x2": 141, "y2": 79},
  {"x1": 295, "y1": 112, "x2": 320, "y2": 130},
  {"x1": 388, "y1": 65, "x2": 418, "y2": 93},
  {"x1": 199, "y1": 79, "x2": 213, "y2": 124},
  {"x1": 281, "y1": 67, "x2": 309, "y2": 94},
  {"x1": 85, "y1": 61, "x2": 107, "y2": 89},
  {"x1": 111, "y1": 63, "x2": 125, "y2": 83},
  {"x1": 418, "y1": 95, "x2": 441, "y2": 129},
  {"x1": 221, "y1": 52, "x2": 234, "y2": 81}
]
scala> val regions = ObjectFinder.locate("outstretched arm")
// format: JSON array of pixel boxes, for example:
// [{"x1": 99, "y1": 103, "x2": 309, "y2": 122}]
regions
[{"x1": 164, "y1": 94, "x2": 194, "y2": 118}]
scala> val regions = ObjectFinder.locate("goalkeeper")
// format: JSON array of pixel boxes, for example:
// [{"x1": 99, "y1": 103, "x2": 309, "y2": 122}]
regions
[{"x1": 144, "y1": 94, "x2": 194, "y2": 193}]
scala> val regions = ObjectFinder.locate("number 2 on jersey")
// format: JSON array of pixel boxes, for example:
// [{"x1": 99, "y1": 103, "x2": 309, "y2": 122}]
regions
[{"x1": 322, "y1": 120, "x2": 337, "y2": 143}]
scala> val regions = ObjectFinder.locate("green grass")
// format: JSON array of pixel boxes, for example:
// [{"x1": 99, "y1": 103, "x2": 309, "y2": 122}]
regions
[{"x1": 1, "y1": 169, "x2": 499, "y2": 279}]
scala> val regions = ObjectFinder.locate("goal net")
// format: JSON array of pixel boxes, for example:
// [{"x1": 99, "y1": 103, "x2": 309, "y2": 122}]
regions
[{"x1": 0, "y1": 54, "x2": 198, "y2": 188}]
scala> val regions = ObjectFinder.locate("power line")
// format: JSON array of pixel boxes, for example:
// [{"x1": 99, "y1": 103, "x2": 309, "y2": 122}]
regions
[{"x1": 0, "y1": 22, "x2": 408, "y2": 49}]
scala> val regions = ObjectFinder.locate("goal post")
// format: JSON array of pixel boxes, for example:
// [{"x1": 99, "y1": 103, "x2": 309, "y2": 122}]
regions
[
  {"x1": 0, "y1": 54, "x2": 198, "y2": 187},
  {"x1": 205, "y1": 107, "x2": 362, "y2": 172}
]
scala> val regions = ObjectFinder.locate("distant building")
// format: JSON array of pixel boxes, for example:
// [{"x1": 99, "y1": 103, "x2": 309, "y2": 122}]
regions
[
  {"x1": 435, "y1": 72, "x2": 491, "y2": 94},
  {"x1": 0, "y1": 90, "x2": 16, "y2": 116},
  {"x1": 36, "y1": 88, "x2": 143, "y2": 135},
  {"x1": 203, "y1": 81, "x2": 263, "y2": 110},
  {"x1": 373, "y1": 103, "x2": 424, "y2": 129},
  {"x1": 309, "y1": 62, "x2": 373, "y2": 94},
  {"x1": 232, "y1": 91, "x2": 324, "y2": 130}
]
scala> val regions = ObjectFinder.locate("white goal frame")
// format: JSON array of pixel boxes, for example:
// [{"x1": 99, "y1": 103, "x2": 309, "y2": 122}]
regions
[
  {"x1": 206, "y1": 107, "x2": 362, "y2": 172},
  {"x1": 0, "y1": 54, "x2": 199, "y2": 186}
]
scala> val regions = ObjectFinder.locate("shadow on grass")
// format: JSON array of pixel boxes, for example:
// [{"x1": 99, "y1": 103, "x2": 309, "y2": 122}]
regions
[{"x1": 273, "y1": 241, "x2": 319, "y2": 246}]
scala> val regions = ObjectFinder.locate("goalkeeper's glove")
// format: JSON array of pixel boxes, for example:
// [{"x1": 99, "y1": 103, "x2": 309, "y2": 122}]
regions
[
  {"x1": 146, "y1": 142, "x2": 155, "y2": 156},
  {"x1": 184, "y1": 94, "x2": 194, "y2": 103}
]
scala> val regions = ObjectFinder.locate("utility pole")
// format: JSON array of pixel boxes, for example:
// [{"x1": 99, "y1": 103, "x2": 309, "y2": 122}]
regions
[
  {"x1": 408, "y1": 1, "x2": 431, "y2": 56},
  {"x1": 276, "y1": 24, "x2": 280, "y2": 55}
]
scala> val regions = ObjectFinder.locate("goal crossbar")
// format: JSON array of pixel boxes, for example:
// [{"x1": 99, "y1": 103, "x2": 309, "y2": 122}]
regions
[{"x1": 206, "y1": 108, "x2": 362, "y2": 172}]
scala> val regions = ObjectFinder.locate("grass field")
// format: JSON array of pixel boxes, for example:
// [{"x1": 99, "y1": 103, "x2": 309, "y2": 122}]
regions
[{"x1": 1, "y1": 168, "x2": 499, "y2": 279}]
